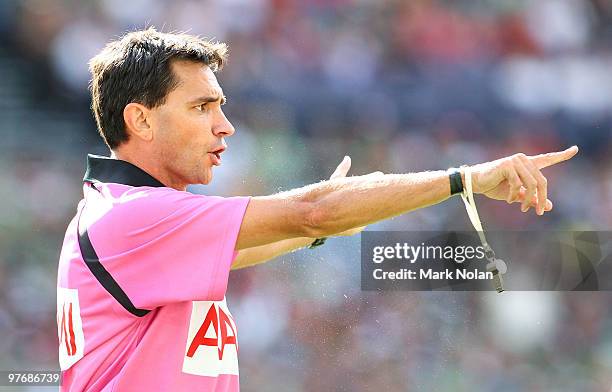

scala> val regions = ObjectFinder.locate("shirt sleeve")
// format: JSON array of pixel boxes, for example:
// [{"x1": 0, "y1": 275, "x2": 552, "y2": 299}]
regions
[{"x1": 87, "y1": 186, "x2": 250, "y2": 309}]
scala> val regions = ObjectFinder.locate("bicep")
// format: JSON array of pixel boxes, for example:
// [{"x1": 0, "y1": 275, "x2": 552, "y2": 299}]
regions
[{"x1": 235, "y1": 196, "x2": 315, "y2": 250}]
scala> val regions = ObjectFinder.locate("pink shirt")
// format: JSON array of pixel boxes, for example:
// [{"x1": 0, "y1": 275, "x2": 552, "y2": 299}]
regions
[{"x1": 56, "y1": 155, "x2": 250, "y2": 391}]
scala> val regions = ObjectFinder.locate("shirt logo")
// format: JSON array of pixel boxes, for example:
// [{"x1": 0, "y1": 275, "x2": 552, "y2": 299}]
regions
[
  {"x1": 57, "y1": 288, "x2": 85, "y2": 370},
  {"x1": 183, "y1": 298, "x2": 239, "y2": 377}
]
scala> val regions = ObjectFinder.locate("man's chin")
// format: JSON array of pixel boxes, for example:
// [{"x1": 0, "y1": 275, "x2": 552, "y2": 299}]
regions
[
  {"x1": 199, "y1": 168, "x2": 213, "y2": 185},
  {"x1": 185, "y1": 174, "x2": 212, "y2": 186}
]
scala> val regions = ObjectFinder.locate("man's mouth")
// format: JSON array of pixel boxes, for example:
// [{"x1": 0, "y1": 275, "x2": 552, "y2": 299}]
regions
[{"x1": 208, "y1": 146, "x2": 226, "y2": 166}]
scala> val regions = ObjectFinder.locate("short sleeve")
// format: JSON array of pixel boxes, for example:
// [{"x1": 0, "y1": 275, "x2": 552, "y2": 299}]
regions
[{"x1": 86, "y1": 185, "x2": 250, "y2": 309}]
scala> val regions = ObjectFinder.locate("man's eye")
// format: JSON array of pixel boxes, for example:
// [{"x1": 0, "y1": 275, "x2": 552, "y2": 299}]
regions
[{"x1": 196, "y1": 103, "x2": 208, "y2": 111}]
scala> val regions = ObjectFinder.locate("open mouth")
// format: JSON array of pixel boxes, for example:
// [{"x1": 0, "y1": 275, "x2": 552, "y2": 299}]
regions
[
  {"x1": 208, "y1": 146, "x2": 226, "y2": 166},
  {"x1": 209, "y1": 152, "x2": 221, "y2": 165}
]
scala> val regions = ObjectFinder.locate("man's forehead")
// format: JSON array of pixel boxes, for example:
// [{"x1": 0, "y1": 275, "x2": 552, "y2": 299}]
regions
[{"x1": 171, "y1": 60, "x2": 223, "y2": 96}]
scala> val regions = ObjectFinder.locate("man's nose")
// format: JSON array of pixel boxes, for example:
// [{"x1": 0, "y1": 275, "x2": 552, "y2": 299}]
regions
[{"x1": 213, "y1": 110, "x2": 235, "y2": 137}]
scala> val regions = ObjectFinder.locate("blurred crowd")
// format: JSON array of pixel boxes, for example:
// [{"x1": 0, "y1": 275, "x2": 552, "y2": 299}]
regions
[{"x1": 0, "y1": 0, "x2": 611, "y2": 391}]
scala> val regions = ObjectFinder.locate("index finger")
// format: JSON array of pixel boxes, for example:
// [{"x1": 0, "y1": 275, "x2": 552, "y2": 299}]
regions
[{"x1": 529, "y1": 146, "x2": 579, "y2": 169}]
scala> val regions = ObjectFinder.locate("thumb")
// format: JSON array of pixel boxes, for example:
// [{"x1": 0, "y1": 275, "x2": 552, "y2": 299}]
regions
[{"x1": 330, "y1": 156, "x2": 352, "y2": 179}]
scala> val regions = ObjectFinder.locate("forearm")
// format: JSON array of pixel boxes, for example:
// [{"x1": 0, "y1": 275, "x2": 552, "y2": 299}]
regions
[
  {"x1": 300, "y1": 170, "x2": 451, "y2": 237},
  {"x1": 231, "y1": 237, "x2": 314, "y2": 270},
  {"x1": 238, "y1": 170, "x2": 452, "y2": 249}
]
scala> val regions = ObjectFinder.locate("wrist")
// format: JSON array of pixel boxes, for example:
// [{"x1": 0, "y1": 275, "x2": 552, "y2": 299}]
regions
[
  {"x1": 447, "y1": 167, "x2": 465, "y2": 196},
  {"x1": 464, "y1": 165, "x2": 482, "y2": 194}
]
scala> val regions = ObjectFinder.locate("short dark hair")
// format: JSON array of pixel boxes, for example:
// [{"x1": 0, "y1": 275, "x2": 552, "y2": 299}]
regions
[{"x1": 89, "y1": 28, "x2": 228, "y2": 149}]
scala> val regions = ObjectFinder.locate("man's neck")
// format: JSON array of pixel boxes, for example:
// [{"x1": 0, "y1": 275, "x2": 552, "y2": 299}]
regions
[{"x1": 109, "y1": 150, "x2": 187, "y2": 191}]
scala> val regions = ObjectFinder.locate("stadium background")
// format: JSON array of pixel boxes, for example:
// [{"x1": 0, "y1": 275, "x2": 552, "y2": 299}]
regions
[{"x1": 0, "y1": 0, "x2": 611, "y2": 390}]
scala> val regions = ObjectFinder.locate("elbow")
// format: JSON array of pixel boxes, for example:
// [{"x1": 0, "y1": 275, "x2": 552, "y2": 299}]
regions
[{"x1": 300, "y1": 201, "x2": 331, "y2": 238}]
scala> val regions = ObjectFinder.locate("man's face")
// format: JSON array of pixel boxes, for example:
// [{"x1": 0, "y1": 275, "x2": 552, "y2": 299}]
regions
[{"x1": 150, "y1": 60, "x2": 235, "y2": 187}]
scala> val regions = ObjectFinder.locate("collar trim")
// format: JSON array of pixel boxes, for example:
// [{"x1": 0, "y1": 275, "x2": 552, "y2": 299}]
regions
[{"x1": 83, "y1": 154, "x2": 166, "y2": 188}]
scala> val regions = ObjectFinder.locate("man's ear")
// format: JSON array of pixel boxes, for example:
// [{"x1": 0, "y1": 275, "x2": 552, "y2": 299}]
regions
[{"x1": 123, "y1": 102, "x2": 153, "y2": 142}]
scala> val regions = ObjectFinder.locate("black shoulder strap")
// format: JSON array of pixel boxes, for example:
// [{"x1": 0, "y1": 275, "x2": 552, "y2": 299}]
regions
[{"x1": 76, "y1": 184, "x2": 151, "y2": 317}]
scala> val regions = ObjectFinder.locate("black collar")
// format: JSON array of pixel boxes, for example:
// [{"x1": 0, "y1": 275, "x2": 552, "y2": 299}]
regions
[{"x1": 83, "y1": 154, "x2": 166, "y2": 188}]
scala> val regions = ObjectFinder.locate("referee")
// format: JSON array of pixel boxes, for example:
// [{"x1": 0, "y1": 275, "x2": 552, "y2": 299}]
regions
[{"x1": 56, "y1": 28, "x2": 578, "y2": 391}]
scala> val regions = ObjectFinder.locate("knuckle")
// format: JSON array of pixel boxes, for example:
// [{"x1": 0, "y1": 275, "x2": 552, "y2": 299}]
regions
[
  {"x1": 527, "y1": 180, "x2": 536, "y2": 190},
  {"x1": 515, "y1": 152, "x2": 526, "y2": 159}
]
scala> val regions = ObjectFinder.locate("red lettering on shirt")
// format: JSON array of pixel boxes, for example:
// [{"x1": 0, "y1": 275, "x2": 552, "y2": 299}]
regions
[
  {"x1": 59, "y1": 302, "x2": 77, "y2": 356},
  {"x1": 218, "y1": 307, "x2": 237, "y2": 360},
  {"x1": 186, "y1": 303, "x2": 238, "y2": 360}
]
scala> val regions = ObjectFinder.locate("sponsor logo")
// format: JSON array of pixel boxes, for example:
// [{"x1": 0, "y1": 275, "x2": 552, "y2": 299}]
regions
[
  {"x1": 183, "y1": 298, "x2": 239, "y2": 377},
  {"x1": 57, "y1": 288, "x2": 85, "y2": 370}
]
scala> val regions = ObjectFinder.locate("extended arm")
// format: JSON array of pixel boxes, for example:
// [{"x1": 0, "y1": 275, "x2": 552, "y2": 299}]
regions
[
  {"x1": 232, "y1": 237, "x2": 313, "y2": 270},
  {"x1": 231, "y1": 172, "x2": 438, "y2": 266},
  {"x1": 236, "y1": 170, "x2": 454, "y2": 250},
  {"x1": 235, "y1": 147, "x2": 579, "y2": 251},
  {"x1": 231, "y1": 156, "x2": 367, "y2": 269}
]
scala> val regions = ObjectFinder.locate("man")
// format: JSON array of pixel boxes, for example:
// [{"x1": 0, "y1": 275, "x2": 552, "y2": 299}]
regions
[{"x1": 56, "y1": 28, "x2": 577, "y2": 391}]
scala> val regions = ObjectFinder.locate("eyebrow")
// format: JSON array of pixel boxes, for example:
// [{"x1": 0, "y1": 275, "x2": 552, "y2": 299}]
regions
[{"x1": 189, "y1": 94, "x2": 226, "y2": 105}]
